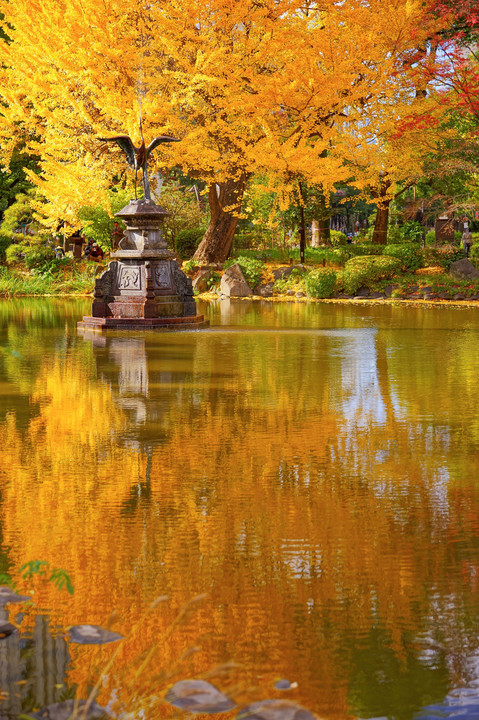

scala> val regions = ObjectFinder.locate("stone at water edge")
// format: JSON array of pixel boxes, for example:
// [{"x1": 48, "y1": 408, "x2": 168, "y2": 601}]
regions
[
  {"x1": 450, "y1": 258, "x2": 479, "y2": 281},
  {"x1": 220, "y1": 264, "x2": 253, "y2": 297},
  {"x1": 165, "y1": 679, "x2": 236, "y2": 713},
  {"x1": 237, "y1": 700, "x2": 317, "y2": 720},
  {"x1": 274, "y1": 679, "x2": 298, "y2": 691},
  {"x1": 272, "y1": 266, "x2": 306, "y2": 281},
  {"x1": 0, "y1": 621, "x2": 16, "y2": 638},
  {"x1": 68, "y1": 624, "x2": 124, "y2": 645},
  {"x1": 0, "y1": 585, "x2": 30, "y2": 605},
  {"x1": 31, "y1": 700, "x2": 109, "y2": 720},
  {"x1": 193, "y1": 268, "x2": 213, "y2": 293}
]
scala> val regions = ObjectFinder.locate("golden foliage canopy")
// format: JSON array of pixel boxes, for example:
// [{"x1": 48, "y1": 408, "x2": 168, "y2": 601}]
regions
[{"x1": 0, "y1": 0, "x2": 447, "y2": 225}]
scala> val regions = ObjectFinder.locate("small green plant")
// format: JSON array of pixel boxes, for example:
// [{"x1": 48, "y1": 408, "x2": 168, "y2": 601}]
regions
[
  {"x1": 206, "y1": 270, "x2": 222, "y2": 289},
  {"x1": 224, "y1": 255, "x2": 264, "y2": 288},
  {"x1": 388, "y1": 220, "x2": 424, "y2": 244},
  {"x1": 19, "y1": 560, "x2": 74, "y2": 594},
  {"x1": 182, "y1": 258, "x2": 201, "y2": 275},
  {"x1": 305, "y1": 269, "x2": 337, "y2": 298}
]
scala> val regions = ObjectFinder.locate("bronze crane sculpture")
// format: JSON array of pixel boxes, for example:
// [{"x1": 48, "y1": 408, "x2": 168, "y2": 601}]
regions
[{"x1": 99, "y1": 124, "x2": 180, "y2": 201}]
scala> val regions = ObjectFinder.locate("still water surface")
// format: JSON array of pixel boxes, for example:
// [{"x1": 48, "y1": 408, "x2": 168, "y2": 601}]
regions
[{"x1": 1, "y1": 298, "x2": 479, "y2": 720}]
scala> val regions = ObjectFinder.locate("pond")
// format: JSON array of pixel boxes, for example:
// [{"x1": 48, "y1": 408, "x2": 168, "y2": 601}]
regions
[{"x1": 1, "y1": 297, "x2": 479, "y2": 720}]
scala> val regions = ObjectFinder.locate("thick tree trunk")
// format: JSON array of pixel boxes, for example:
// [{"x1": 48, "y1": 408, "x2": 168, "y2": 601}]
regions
[
  {"x1": 194, "y1": 177, "x2": 246, "y2": 264},
  {"x1": 371, "y1": 176, "x2": 392, "y2": 245},
  {"x1": 372, "y1": 203, "x2": 390, "y2": 245}
]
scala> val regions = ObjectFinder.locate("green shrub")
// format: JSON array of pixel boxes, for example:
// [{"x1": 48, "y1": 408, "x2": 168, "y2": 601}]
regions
[
  {"x1": 175, "y1": 227, "x2": 204, "y2": 259},
  {"x1": 422, "y1": 245, "x2": 465, "y2": 270},
  {"x1": 342, "y1": 255, "x2": 402, "y2": 295},
  {"x1": 425, "y1": 229, "x2": 435, "y2": 246},
  {"x1": 224, "y1": 255, "x2": 264, "y2": 288},
  {"x1": 305, "y1": 269, "x2": 337, "y2": 298},
  {"x1": 469, "y1": 244, "x2": 479, "y2": 261},
  {"x1": 383, "y1": 243, "x2": 423, "y2": 271},
  {"x1": 331, "y1": 243, "x2": 384, "y2": 265},
  {"x1": 24, "y1": 245, "x2": 56, "y2": 271},
  {"x1": 0, "y1": 234, "x2": 12, "y2": 262},
  {"x1": 6, "y1": 242, "x2": 27, "y2": 265},
  {"x1": 330, "y1": 230, "x2": 347, "y2": 247},
  {"x1": 389, "y1": 220, "x2": 424, "y2": 244}
]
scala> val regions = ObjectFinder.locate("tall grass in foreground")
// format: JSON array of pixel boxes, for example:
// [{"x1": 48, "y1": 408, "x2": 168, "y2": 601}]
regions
[{"x1": 0, "y1": 266, "x2": 96, "y2": 296}]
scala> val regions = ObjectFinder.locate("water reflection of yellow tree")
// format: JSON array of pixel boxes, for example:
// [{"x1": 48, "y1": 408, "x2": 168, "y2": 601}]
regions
[{"x1": 0, "y1": 331, "x2": 479, "y2": 718}]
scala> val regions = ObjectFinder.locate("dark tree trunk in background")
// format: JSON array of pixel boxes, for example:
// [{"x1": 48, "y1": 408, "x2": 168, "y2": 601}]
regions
[
  {"x1": 372, "y1": 203, "x2": 390, "y2": 245},
  {"x1": 194, "y1": 177, "x2": 246, "y2": 264},
  {"x1": 371, "y1": 177, "x2": 392, "y2": 245}
]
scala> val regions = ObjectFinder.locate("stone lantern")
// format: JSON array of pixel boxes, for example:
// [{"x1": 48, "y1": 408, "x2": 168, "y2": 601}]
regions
[{"x1": 78, "y1": 198, "x2": 207, "y2": 331}]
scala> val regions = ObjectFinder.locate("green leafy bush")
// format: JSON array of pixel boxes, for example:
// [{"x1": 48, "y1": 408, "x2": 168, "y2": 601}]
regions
[
  {"x1": 425, "y1": 230, "x2": 435, "y2": 246},
  {"x1": 225, "y1": 255, "x2": 264, "y2": 288},
  {"x1": 0, "y1": 191, "x2": 38, "y2": 238},
  {"x1": 6, "y1": 242, "x2": 27, "y2": 265},
  {"x1": 388, "y1": 221, "x2": 424, "y2": 244},
  {"x1": 0, "y1": 234, "x2": 12, "y2": 262},
  {"x1": 182, "y1": 258, "x2": 202, "y2": 275},
  {"x1": 422, "y1": 245, "x2": 465, "y2": 270},
  {"x1": 175, "y1": 227, "x2": 204, "y2": 259},
  {"x1": 331, "y1": 243, "x2": 384, "y2": 265},
  {"x1": 78, "y1": 188, "x2": 130, "y2": 250},
  {"x1": 469, "y1": 244, "x2": 479, "y2": 261},
  {"x1": 342, "y1": 255, "x2": 402, "y2": 295},
  {"x1": 330, "y1": 230, "x2": 348, "y2": 247},
  {"x1": 305, "y1": 269, "x2": 337, "y2": 298},
  {"x1": 383, "y1": 243, "x2": 423, "y2": 271},
  {"x1": 24, "y1": 245, "x2": 56, "y2": 271}
]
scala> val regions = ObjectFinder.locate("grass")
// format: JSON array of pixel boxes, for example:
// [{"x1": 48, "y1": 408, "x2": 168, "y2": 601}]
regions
[{"x1": 0, "y1": 263, "x2": 100, "y2": 297}]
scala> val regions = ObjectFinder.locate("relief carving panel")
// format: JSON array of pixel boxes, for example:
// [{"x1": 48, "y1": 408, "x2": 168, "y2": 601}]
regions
[{"x1": 117, "y1": 265, "x2": 142, "y2": 291}]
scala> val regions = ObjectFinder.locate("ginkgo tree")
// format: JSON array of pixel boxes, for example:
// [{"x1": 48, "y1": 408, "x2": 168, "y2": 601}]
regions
[{"x1": 0, "y1": 0, "x2": 448, "y2": 261}]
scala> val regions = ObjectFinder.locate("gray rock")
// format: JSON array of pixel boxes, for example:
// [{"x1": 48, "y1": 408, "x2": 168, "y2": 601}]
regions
[
  {"x1": 355, "y1": 287, "x2": 370, "y2": 297},
  {"x1": 253, "y1": 283, "x2": 274, "y2": 298},
  {"x1": 68, "y1": 624, "x2": 123, "y2": 645},
  {"x1": 192, "y1": 269, "x2": 212, "y2": 293},
  {"x1": 450, "y1": 258, "x2": 479, "y2": 281},
  {"x1": 295, "y1": 292, "x2": 306, "y2": 298},
  {"x1": 286, "y1": 289, "x2": 296, "y2": 296},
  {"x1": 369, "y1": 292, "x2": 385, "y2": 299},
  {"x1": 272, "y1": 265, "x2": 306, "y2": 281},
  {"x1": 166, "y1": 680, "x2": 235, "y2": 714},
  {"x1": 220, "y1": 264, "x2": 252, "y2": 297},
  {"x1": 453, "y1": 293, "x2": 466, "y2": 300},
  {"x1": 237, "y1": 699, "x2": 317, "y2": 720},
  {"x1": 383, "y1": 284, "x2": 398, "y2": 298},
  {"x1": 0, "y1": 586, "x2": 29, "y2": 605},
  {"x1": 0, "y1": 622, "x2": 16, "y2": 638}
]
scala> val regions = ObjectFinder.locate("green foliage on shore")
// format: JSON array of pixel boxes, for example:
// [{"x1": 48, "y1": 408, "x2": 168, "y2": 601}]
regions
[{"x1": 342, "y1": 255, "x2": 402, "y2": 295}]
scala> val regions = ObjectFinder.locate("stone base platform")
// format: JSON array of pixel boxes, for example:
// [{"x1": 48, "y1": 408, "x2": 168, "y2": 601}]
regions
[{"x1": 77, "y1": 315, "x2": 208, "y2": 332}]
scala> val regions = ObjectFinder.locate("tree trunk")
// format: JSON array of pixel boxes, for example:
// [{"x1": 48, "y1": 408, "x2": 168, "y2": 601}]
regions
[
  {"x1": 371, "y1": 176, "x2": 392, "y2": 245},
  {"x1": 372, "y1": 203, "x2": 390, "y2": 245},
  {"x1": 194, "y1": 177, "x2": 246, "y2": 264}
]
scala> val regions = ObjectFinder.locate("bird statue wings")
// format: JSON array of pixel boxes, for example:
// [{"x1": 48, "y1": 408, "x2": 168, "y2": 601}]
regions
[{"x1": 98, "y1": 133, "x2": 180, "y2": 201}]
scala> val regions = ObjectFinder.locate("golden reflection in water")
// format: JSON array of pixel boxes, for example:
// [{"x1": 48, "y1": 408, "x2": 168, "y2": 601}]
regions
[{"x1": 1, "y1": 304, "x2": 479, "y2": 719}]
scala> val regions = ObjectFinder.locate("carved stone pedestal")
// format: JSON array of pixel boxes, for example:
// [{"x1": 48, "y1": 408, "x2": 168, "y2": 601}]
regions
[{"x1": 77, "y1": 198, "x2": 208, "y2": 332}]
